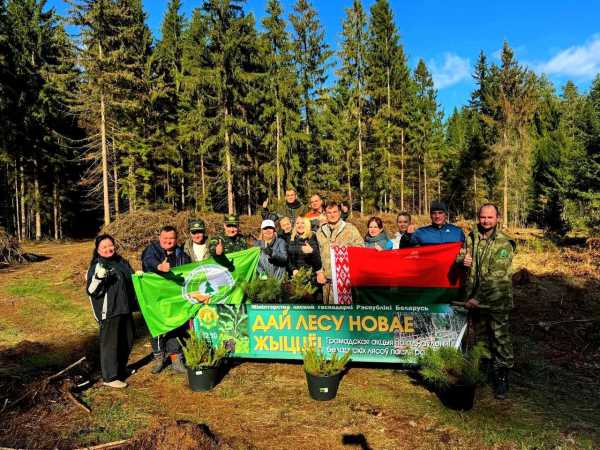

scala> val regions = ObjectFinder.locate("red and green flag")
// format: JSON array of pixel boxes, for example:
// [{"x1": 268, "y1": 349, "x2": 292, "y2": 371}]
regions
[
  {"x1": 132, "y1": 247, "x2": 260, "y2": 337},
  {"x1": 331, "y1": 243, "x2": 464, "y2": 305}
]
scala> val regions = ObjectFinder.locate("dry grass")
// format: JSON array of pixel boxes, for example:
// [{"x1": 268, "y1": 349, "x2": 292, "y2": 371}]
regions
[{"x1": 1, "y1": 236, "x2": 599, "y2": 449}]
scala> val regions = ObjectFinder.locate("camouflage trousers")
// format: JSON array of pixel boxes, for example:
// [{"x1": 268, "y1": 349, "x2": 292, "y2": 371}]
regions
[{"x1": 470, "y1": 310, "x2": 514, "y2": 370}]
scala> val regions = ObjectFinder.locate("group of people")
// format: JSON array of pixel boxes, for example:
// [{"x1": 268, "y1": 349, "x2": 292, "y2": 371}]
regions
[{"x1": 85, "y1": 188, "x2": 515, "y2": 400}]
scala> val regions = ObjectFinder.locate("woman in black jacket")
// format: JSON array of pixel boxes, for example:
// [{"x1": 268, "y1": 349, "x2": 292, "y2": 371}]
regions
[
  {"x1": 86, "y1": 234, "x2": 136, "y2": 388},
  {"x1": 287, "y1": 217, "x2": 322, "y2": 276}
]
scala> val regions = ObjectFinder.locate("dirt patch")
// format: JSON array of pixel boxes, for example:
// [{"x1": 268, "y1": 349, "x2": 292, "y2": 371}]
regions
[{"x1": 127, "y1": 420, "x2": 257, "y2": 450}]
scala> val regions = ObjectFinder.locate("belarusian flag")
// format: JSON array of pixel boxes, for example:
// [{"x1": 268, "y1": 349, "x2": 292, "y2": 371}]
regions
[
  {"x1": 132, "y1": 247, "x2": 260, "y2": 337},
  {"x1": 331, "y1": 243, "x2": 464, "y2": 305}
]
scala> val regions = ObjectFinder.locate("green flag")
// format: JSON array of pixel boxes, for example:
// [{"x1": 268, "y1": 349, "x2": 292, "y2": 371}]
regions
[{"x1": 133, "y1": 247, "x2": 260, "y2": 337}]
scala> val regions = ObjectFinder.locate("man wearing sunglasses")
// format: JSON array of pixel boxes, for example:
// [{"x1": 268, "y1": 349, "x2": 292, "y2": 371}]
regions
[{"x1": 209, "y1": 214, "x2": 248, "y2": 257}]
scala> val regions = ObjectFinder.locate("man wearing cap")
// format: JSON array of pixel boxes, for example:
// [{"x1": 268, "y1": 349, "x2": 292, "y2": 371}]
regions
[
  {"x1": 411, "y1": 200, "x2": 465, "y2": 245},
  {"x1": 184, "y1": 219, "x2": 210, "y2": 262},
  {"x1": 209, "y1": 214, "x2": 248, "y2": 257},
  {"x1": 254, "y1": 219, "x2": 288, "y2": 279}
]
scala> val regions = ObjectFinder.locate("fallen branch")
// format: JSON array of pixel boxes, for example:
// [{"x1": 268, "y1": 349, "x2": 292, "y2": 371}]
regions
[
  {"x1": 64, "y1": 389, "x2": 91, "y2": 414},
  {"x1": 61, "y1": 380, "x2": 91, "y2": 414},
  {"x1": 47, "y1": 356, "x2": 86, "y2": 382},
  {"x1": 74, "y1": 439, "x2": 130, "y2": 450}
]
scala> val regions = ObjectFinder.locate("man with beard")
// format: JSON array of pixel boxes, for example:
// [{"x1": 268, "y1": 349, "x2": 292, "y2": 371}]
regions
[{"x1": 457, "y1": 204, "x2": 515, "y2": 400}]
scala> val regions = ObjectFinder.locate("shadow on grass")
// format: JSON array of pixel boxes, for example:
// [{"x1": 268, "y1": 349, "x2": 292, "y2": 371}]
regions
[{"x1": 342, "y1": 433, "x2": 373, "y2": 450}]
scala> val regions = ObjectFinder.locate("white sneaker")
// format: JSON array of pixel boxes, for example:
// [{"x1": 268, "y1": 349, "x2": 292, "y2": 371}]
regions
[{"x1": 103, "y1": 380, "x2": 127, "y2": 389}]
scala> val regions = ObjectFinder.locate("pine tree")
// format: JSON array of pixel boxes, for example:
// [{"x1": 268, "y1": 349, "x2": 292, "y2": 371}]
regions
[
  {"x1": 289, "y1": 0, "x2": 332, "y2": 192},
  {"x1": 152, "y1": 0, "x2": 185, "y2": 209},
  {"x1": 337, "y1": 0, "x2": 367, "y2": 214},
  {"x1": 410, "y1": 59, "x2": 440, "y2": 215},
  {"x1": 200, "y1": 0, "x2": 262, "y2": 214},
  {"x1": 260, "y1": 0, "x2": 301, "y2": 199},
  {"x1": 365, "y1": 0, "x2": 411, "y2": 211},
  {"x1": 481, "y1": 41, "x2": 538, "y2": 226}
]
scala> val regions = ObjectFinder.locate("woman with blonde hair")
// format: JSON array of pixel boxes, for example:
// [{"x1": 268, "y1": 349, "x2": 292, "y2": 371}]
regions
[{"x1": 288, "y1": 216, "x2": 321, "y2": 276}]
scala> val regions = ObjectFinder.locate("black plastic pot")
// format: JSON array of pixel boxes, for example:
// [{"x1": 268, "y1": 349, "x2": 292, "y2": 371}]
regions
[
  {"x1": 186, "y1": 365, "x2": 219, "y2": 392},
  {"x1": 305, "y1": 371, "x2": 342, "y2": 401},
  {"x1": 437, "y1": 383, "x2": 476, "y2": 411}
]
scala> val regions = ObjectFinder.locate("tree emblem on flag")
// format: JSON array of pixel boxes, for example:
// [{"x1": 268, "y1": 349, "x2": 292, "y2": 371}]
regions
[{"x1": 182, "y1": 264, "x2": 235, "y2": 304}]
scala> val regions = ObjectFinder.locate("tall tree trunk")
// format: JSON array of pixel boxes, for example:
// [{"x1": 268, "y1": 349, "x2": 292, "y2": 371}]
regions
[
  {"x1": 128, "y1": 162, "x2": 136, "y2": 211},
  {"x1": 276, "y1": 111, "x2": 282, "y2": 201},
  {"x1": 99, "y1": 42, "x2": 110, "y2": 226},
  {"x1": 423, "y1": 156, "x2": 428, "y2": 216},
  {"x1": 418, "y1": 162, "x2": 422, "y2": 216},
  {"x1": 20, "y1": 162, "x2": 25, "y2": 239},
  {"x1": 200, "y1": 152, "x2": 206, "y2": 211},
  {"x1": 503, "y1": 161, "x2": 508, "y2": 229},
  {"x1": 53, "y1": 181, "x2": 59, "y2": 240},
  {"x1": 224, "y1": 107, "x2": 234, "y2": 214},
  {"x1": 33, "y1": 159, "x2": 41, "y2": 240},
  {"x1": 346, "y1": 150, "x2": 352, "y2": 212},
  {"x1": 247, "y1": 175, "x2": 251, "y2": 216},
  {"x1": 100, "y1": 97, "x2": 110, "y2": 225},
  {"x1": 400, "y1": 129, "x2": 405, "y2": 211},
  {"x1": 14, "y1": 162, "x2": 21, "y2": 241},
  {"x1": 358, "y1": 111, "x2": 364, "y2": 215},
  {"x1": 111, "y1": 134, "x2": 119, "y2": 217},
  {"x1": 473, "y1": 169, "x2": 477, "y2": 217},
  {"x1": 386, "y1": 66, "x2": 392, "y2": 211},
  {"x1": 180, "y1": 151, "x2": 185, "y2": 209}
]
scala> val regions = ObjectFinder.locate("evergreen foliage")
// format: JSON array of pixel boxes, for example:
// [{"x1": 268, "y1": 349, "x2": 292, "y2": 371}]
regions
[
  {"x1": 0, "y1": 2, "x2": 598, "y2": 238},
  {"x1": 418, "y1": 342, "x2": 490, "y2": 389},
  {"x1": 303, "y1": 345, "x2": 352, "y2": 377},
  {"x1": 180, "y1": 332, "x2": 232, "y2": 369}
]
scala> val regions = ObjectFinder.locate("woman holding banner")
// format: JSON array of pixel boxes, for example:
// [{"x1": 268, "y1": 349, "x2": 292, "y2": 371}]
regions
[{"x1": 86, "y1": 235, "x2": 137, "y2": 389}]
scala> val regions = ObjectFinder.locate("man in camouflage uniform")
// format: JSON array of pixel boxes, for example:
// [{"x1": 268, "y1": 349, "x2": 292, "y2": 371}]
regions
[
  {"x1": 457, "y1": 203, "x2": 515, "y2": 399},
  {"x1": 316, "y1": 200, "x2": 364, "y2": 304},
  {"x1": 209, "y1": 214, "x2": 248, "y2": 257}
]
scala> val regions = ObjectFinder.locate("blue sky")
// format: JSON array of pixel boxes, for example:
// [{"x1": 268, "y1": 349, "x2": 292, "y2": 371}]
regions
[{"x1": 48, "y1": 0, "x2": 600, "y2": 116}]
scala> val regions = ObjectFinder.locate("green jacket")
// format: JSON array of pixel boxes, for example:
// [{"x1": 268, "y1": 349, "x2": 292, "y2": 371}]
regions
[
  {"x1": 208, "y1": 233, "x2": 248, "y2": 256},
  {"x1": 458, "y1": 227, "x2": 516, "y2": 311}
]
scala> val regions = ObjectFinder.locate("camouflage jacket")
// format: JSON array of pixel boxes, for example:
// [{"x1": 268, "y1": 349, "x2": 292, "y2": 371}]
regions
[
  {"x1": 208, "y1": 233, "x2": 248, "y2": 256},
  {"x1": 316, "y1": 220, "x2": 364, "y2": 280},
  {"x1": 458, "y1": 227, "x2": 516, "y2": 310}
]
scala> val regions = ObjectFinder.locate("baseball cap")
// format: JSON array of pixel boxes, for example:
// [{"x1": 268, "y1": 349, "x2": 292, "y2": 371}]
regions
[
  {"x1": 430, "y1": 200, "x2": 448, "y2": 214},
  {"x1": 189, "y1": 219, "x2": 205, "y2": 232},
  {"x1": 224, "y1": 214, "x2": 240, "y2": 225},
  {"x1": 261, "y1": 219, "x2": 276, "y2": 229}
]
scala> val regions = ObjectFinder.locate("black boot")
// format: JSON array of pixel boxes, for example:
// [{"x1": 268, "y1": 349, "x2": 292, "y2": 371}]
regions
[
  {"x1": 151, "y1": 352, "x2": 168, "y2": 374},
  {"x1": 493, "y1": 367, "x2": 509, "y2": 400}
]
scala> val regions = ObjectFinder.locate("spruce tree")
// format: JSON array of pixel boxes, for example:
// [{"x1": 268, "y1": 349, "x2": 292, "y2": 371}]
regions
[
  {"x1": 289, "y1": 0, "x2": 332, "y2": 191},
  {"x1": 365, "y1": 0, "x2": 412, "y2": 211},
  {"x1": 337, "y1": 0, "x2": 367, "y2": 214}
]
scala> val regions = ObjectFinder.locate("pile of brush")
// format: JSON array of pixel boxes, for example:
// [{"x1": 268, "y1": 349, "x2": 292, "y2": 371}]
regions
[{"x1": 0, "y1": 228, "x2": 27, "y2": 268}]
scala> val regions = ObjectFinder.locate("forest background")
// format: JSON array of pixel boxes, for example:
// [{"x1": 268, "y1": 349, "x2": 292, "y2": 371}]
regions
[{"x1": 0, "y1": 0, "x2": 598, "y2": 239}]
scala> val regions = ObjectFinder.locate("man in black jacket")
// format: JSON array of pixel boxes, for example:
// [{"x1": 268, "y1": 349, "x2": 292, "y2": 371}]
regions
[{"x1": 141, "y1": 225, "x2": 191, "y2": 374}]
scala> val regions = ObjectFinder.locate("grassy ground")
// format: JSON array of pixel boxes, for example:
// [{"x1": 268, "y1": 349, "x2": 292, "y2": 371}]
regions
[{"x1": 0, "y1": 237, "x2": 598, "y2": 449}]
